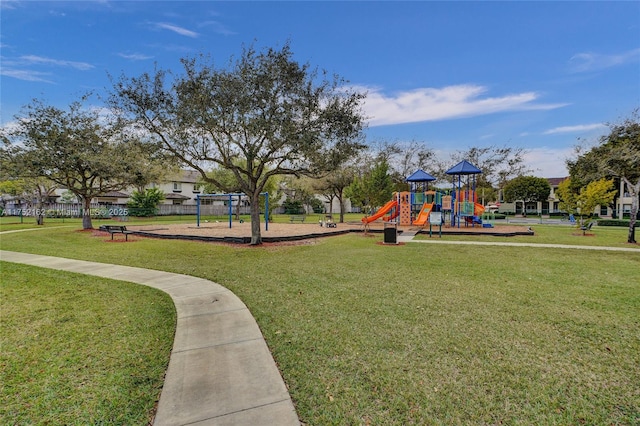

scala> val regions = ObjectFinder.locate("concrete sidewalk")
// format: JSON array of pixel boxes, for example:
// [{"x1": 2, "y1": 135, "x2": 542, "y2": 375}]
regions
[
  {"x1": 0, "y1": 250, "x2": 300, "y2": 426},
  {"x1": 402, "y1": 237, "x2": 640, "y2": 252}
]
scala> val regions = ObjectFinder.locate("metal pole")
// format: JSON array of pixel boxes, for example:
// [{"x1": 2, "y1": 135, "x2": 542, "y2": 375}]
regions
[
  {"x1": 264, "y1": 192, "x2": 269, "y2": 231},
  {"x1": 196, "y1": 195, "x2": 200, "y2": 227}
]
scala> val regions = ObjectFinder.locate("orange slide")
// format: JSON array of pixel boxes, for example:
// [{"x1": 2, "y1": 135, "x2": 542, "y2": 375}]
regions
[
  {"x1": 362, "y1": 200, "x2": 398, "y2": 224},
  {"x1": 474, "y1": 203, "x2": 485, "y2": 216},
  {"x1": 412, "y1": 202, "x2": 433, "y2": 226},
  {"x1": 383, "y1": 209, "x2": 400, "y2": 221}
]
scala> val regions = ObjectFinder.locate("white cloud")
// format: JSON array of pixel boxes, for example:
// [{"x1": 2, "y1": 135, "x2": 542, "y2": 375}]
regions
[
  {"x1": 432, "y1": 145, "x2": 571, "y2": 178},
  {"x1": 523, "y1": 147, "x2": 572, "y2": 178},
  {"x1": 543, "y1": 123, "x2": 606, "y2": 135},
  {"x1": 0, "y1": 0, "x2": 19, "y2": 10},
  {"x1": 20, "y1": 55, "x2": 94, "y2": 70},
  {"x1": 199, "y1": 20, "x2": 236, "y2": 36},
  {"x1": 118, "y1": 52, "x2": 153, "y2": 61},
  {"x1": 0, "y1": 54, "x2": 93, "y2": 83},
  {"x1": 569, "y1": 48, "x2": 640, "y2": 73},
  {"x1": 155, "y1": 22, "x2": 199, "y2": 38},
  {"x1": 361, "y1": 84, "x2": 566, "y2": 127},
  {"x1": 0, "y1": 68, "x2": 53, "y2": 83}
]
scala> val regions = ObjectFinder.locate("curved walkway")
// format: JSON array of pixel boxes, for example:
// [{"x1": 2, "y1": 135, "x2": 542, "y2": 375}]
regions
[{"x1": 0, "y1": 250, "x2": 300, "y2": 426}]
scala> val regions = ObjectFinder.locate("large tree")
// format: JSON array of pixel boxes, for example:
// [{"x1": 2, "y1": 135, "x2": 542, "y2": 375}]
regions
[
  {"x1": 112, "y1": 43, "x2": 366, "y2": 244},
  {"x1": 1, "y1": 98, "x2": 151, "y2": 229},
  {"x1": 556, "y1": 178, "x2": 579, "y2": 217},
  {"x1": 438, "y1": 145, "x2": 532, "y2": 201},
  {"x1": 567, "y1": 113, "x2": 640, "y2": 243},
  {"x1": 503, "y1": 175, "x2": 551, "y2": 212},
  {"x1": 0, "y1": 177, "x2": 56, "y2": 225},
  {"x1": 311, "y1": 164, "x2": 358, "y2": 223},
  {"x1": 372, "y1": 139, "x2": 435, "y2": 189},
  {"x1": 577, "y1": 179, "x2": 617, "y2": 223},
  {"x1": 201, "y1": 164, "x2": 279, "y2": 219},
  {"x1": 346, "y1": 158, "x2": 394, "y2": 214}
]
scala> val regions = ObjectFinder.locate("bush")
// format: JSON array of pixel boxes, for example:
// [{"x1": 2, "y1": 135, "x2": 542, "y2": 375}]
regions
[
  {"x1": 309, "y1": 198, "x2": 324, "y2": 214},
  {"x1": 596, "y1": 219, "x2": 639, "y2": 227},
  {"x1": 127, "y1": 188, "x2": 164, "y2": 217},
  {"x1": 622, "y1": 212, "x2": 640, "y2": 220},
  {"x1": 282, "y1": 199, "x2": 304, "y2": 215}
]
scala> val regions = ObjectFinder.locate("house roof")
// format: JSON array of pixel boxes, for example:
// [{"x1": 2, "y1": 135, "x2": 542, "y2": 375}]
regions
[
  {"x1": 164, "y1": 193, "x2": 191, "y2": 200},
  {"x1": 406, "y1": 169, "x2": 437, "y2": 182},
  {"x1": 445, "y1": 160, "x2": 482, "y2": 175},
  {"x1": 98, "y1": 191, "x2": 129, "y2": 198},
  {"x1": 168, "y1": 169, "x2": 201, "y2": 184},
  {"x1": 547, "y1": 177, "x2": 569, "y2": 186}
]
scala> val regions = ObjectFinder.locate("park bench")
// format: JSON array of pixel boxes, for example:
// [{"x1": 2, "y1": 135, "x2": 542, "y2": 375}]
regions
[
  {"x1": 99, "y1": 225, "x2": 134, "y2": 241},
  {"x1": 290, "y1": 215, "x2": 306, "y2": 223},
  {"x1": 580, "y1": 221, "x2": 594, "y2": 235}
]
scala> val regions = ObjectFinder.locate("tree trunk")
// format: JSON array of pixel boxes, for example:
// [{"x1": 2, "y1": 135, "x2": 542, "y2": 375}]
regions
[
  {"x1": 235, "y1": 198, "x2": 241, "y2": 220},
  {"x1": 82, "y1": 197, "x2": 93, "y2": 229},
  {"x1": 249, "y1": 191, "x2": 262, "y2": 245},
  {"x1": 35, "y1": 200, "x2": 45, "y2": 226},
  {"x1": 337, "y1": 194, "x2": 345, "y2": 223},
  {"x1": 624, "y1": 177, "x2": 639, "y2": 244}
]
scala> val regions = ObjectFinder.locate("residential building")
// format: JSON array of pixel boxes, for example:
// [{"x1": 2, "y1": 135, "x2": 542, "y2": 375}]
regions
[{"x1": 499, "y1": 177, "x2": 637, "y2": 218}]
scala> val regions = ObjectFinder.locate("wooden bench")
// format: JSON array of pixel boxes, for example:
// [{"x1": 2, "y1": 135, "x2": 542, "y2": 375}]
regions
[
  {"x1": 289, "y1": 215, "x2": 306, "y2": 223},
  {"x1": 99, "y1": 225, "x2": 133, "y2": 241}
]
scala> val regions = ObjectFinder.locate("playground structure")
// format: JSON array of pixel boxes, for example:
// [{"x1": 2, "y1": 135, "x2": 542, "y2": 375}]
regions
[
  {"x1": 445, "y1": 160, "x2": 488, "y2": 228},
  {"x1": 361, "y1": 160, "x2": 491, "y2": 228}
]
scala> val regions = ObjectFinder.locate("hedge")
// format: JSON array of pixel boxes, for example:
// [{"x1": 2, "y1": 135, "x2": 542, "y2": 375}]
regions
[{"x1": 597, "y1": 219, "x2": 639, "y2": 227}]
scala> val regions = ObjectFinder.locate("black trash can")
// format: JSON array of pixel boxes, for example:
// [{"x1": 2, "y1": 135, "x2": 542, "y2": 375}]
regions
[{"x1": 383, "y1": 223, "x2": 398, "y2": 245}]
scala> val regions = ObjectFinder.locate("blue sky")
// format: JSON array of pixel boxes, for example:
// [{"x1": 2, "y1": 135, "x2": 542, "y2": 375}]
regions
[{"x1": 2, "y1": 1, "x2": 639, "y2": 178}]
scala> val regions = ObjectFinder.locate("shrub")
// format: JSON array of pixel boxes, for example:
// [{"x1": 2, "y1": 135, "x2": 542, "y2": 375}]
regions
[
  {"x1": 127, "y1": 188, "x2": 164, "y2": 217},
  {"x1": 309, "y1": 198, "x2": 324, "y2": 214},
  {"x1": 282, "y1": 199, "x2": 304, "y2": 215},
  {"x1": 597, "y1": 219, "x2": 639, "y2": 227}
]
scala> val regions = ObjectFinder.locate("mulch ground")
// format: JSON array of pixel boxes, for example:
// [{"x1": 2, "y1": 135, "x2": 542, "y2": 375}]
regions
[{"x1": 105, "y1": 221, "x2": 534, "y2": 245}]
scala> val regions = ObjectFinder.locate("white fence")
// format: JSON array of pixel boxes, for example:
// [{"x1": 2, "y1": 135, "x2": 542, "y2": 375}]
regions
[{"x1": 1, "y1": 202, "x2": 257, "y2": 217}]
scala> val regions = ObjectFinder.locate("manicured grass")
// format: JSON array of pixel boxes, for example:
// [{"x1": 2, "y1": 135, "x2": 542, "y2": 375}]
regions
[
  {"x1": 0, "y1": 215, "x2": 196, "y2": 231},
  {"x1": 0, "y1": 262, "x2": 176, "y2": 425},
  {"x1": 1, "y1": 227, "x2": 639, "y2": 424}
]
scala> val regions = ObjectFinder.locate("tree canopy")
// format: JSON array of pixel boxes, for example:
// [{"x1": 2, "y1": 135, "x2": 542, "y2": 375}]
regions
[
  {"x1": 111, "y1": 43, "x2": 367, "y2": 244},
  {"x1": 567, "y1": 112, "x2": 640, "y2": 242},
  {"x1": 311, "y1": 164, "x2": 358, "y2": 222},
  {"x1": 556, "y1": 178, "x2": 579, "y2": 216},
  {"x1": 503, "y1": 176, "x2": 551, "y2": 204},
  {"x1": 439, "y1": 145, "x2": 531, "y2": 189},
  {"x1": 578, "y1": 179, "x2": 617, "y2": 221},
  {"x1": 346, "y1": 158, "x2": 394, "y2": 214},
  {"x1": 0, "y1": 97, "x2": 155, "y2": 229}
]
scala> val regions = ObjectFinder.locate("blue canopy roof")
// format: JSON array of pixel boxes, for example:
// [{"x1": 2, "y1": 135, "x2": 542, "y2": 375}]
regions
[
  {"x1": 406, "y1": 169, "x2": 436, "y2": 182},
  {"x1": 445, "y1": 160, "x2": 482, "y2": 175}
]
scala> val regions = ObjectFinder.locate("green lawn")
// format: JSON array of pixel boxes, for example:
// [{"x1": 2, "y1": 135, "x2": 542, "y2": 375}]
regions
[
  {"x1": 0, "y1": 262, "x2": 176, "y2": 425},
  {"x1": 1, "y1": 225, "x2": 639, "y2": 424}
]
